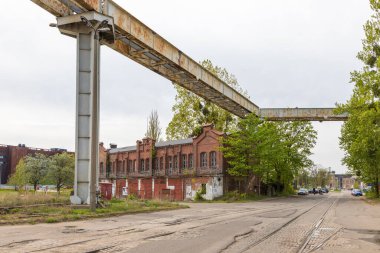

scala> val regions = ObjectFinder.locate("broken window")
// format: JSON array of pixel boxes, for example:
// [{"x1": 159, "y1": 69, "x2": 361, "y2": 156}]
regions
[
  {"x1": 210, "y1": 151, "x2": 217, "y2": 168},
  {"x1": 168, "y1": 156, "x2": 173, "y2": 175},
  {"x1": 200, "y1": 152, "x2": 207, "y2": 168},
  {"x1": 140, "y1": 159, "x2": 145, "y2": 171},
  {"x1": 182, "y1": 154, "x2": 187, "y2": 168},
  {"x1": 160, "y1": 157, "x2": 164, "y2": 170},
  {"x1": 174, "y1": 155, "x2": 178, "y2": 169},
  {"x1": 201, "y1": 184, "x2": 206, "y2": 194}
]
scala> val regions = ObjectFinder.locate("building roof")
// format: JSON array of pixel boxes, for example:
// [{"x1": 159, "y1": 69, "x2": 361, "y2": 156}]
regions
[
  {"x1": 108, "y1": 138, "x2": 193, "y2": 154},
  {"x1": 155, "y1": 138, "x2": 193, "y2": 147},
  {"x1": 109, "y1": 146, "x2": 136, "y2": 154}
]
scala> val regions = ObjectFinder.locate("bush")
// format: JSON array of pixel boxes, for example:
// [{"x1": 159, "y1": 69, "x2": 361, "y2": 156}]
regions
[
  {"x1": 221, "y1": 191, "x2": 247, "y2": 201},
  {"x1": 194, "y1": 190, "x2": 205, "y2": 201},
  {"x1": 127, "y1": 194, "x2": 138, "y2": 201}
]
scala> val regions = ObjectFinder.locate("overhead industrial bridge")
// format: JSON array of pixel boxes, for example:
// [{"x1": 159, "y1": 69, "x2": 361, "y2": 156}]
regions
[
  {"x1": 32, "y1": 0, "x2": 347, "y2": 121},
  {"x1": 30, "y1": 0, "x2": 348, "y2": 208}
]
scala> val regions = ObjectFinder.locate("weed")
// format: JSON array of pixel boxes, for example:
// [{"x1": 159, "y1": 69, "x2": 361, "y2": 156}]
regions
[{"x1": 46, "y1": 217, "x2": 58, "y2": 223}]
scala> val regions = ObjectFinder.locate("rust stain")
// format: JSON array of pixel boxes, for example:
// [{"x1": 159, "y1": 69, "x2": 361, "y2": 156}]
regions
[{"x1": 75, "y1": 0, "x2": 100, "y2": 11}]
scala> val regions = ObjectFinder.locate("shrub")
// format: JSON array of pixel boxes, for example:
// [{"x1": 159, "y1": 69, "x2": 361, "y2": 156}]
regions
[
  {"x1": 194, "y1": 190, "x2": 205, "y2": 201},
  {"x1": 127, "y1": 194, "x2": 138, "y2": 201}
]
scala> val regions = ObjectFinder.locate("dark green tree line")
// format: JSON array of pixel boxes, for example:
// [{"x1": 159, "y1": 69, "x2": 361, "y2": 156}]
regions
[
  {"x1": 221, "y1": 114, "x2": 317, "y2": 195},
  {"x1": 337, "y1": 0, "x2": 380, "y2": 198}
]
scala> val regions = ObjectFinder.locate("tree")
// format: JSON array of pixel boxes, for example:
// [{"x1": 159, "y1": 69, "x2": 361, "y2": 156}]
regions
[
  {"x1": 46, "y1": 153, "x2": 75, "y2": 195},
  {"x1": 166, "y1": 59, "x2": 249, "y2": 140},
  {"x1": 24, "y1": 153, "x2": 48, "y2": 191},
  {"x1": 8, "y1": 159, "x2": 29, "y2": 191},
  {"x1": 221, "y1": 114, "x2": 316, "y2": 195},
  {"x1": 145, "y1": 110, "x2": 162, "y2": 141},
  {"x1": 337, "y1": 0, "x2": 380, "y2": 198}
]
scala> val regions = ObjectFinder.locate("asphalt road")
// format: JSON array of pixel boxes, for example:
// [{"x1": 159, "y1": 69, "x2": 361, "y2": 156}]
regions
[{"x1": 0, "y1": 191, "x2": 379, "y2": 253}]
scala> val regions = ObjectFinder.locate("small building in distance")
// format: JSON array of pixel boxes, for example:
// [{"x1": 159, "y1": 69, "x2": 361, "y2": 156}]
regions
[
  {"x1": 99, "y1": 124, "x2": 243, "y2": 201},
  {"x1": 328, "y1": 170, "x2": 359, "y2": 190},
  {"x1": 0, "y1": 144, "x2": 67, "y2": 184}
]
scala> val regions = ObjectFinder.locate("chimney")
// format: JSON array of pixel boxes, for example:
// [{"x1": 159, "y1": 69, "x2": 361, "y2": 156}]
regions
[{"x1": 109, "y1": 143, "x2": 117, "y2": 149}]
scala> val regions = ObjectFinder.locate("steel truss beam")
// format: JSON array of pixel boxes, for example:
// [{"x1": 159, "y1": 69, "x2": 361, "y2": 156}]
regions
[
  {"x1": 259, "y1": 108, "x2": 348, "y2": 121},
  {"x1": 30, "y1": 0, "x2": 348, "y2": 121}
]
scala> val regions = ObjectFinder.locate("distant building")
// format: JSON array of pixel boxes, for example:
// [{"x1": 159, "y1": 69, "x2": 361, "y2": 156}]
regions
[
  {"x1": 98, "y1": 124, "x2": 258, "y2": 201},
  {"x1": 328, "y1": 170, "x2": 358, "y2": 189},
  {"x1": 0, "y1": 144, "x2": 67, "y2": 184}
]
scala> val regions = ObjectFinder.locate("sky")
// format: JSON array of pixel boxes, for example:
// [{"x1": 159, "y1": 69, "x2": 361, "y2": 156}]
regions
[{"x1": 0, "y1": 0, "x2": 372, "y2": 174}]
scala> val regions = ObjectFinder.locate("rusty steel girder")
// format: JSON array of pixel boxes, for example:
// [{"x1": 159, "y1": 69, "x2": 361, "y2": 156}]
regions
[
  {"x1": 30, "y1": 0, "x2": 347, "y2": 121},
  {"x1": 31, "y1": 0, "x2": 258, "y2": 118}
]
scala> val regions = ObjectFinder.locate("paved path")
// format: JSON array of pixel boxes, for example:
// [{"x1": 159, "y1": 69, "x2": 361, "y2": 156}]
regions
[{"x1": 0, "y1": 191, "x2": 379, "y2": 253}]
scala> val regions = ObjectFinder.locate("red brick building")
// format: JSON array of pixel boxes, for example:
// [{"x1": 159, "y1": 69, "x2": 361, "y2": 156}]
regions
[
  {"x1": 0, "y1": 144, "x2": 67, "y2": 184},
  {"x1": 99, "y1": 124, "x2": 228, "y2": 201}
]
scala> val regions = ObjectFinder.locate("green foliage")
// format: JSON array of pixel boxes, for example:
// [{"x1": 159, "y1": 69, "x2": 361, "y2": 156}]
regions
[
  {"x1": 127, "y1": 194, "x2": 138, "y2": 201},
  {"x1": 24, "y1": 153, "x2": 49, "y2": 191},
  {"x1": 309, "y1": 167, "x2": 329, "y2": 187},
  {"x1": 166, "y1": 59, "x2": 248, "y2": 140},
  {"x1": 194, "y1": 190, "x2": 205, "y2": 201},
  {"x1": 223, "y1": 191, "x2": 247, "y2": 201},
  {"x1": 221, "y1": 114, "x2": 317, "y2": 194},
  {"x1": 46, "y1": 153, "x2": 75, "y2": 194},
  {"x1": 8, "y1": 159, "x2": 28, "y2": 191},
  {"x1": 337, "y1": 0, "x2": 380, "y2": 198}
]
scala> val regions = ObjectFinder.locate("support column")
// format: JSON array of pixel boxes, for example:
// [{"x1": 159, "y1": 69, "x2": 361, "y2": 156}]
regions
[{"x1": 71, "y1": 31, "x2": 100, "y2": 207}]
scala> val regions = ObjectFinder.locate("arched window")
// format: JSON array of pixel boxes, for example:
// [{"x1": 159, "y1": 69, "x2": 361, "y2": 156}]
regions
[
  {"x1": 200, "y1": 152, "x2": 207, "y2": 168},
  {"x1": 128, "y1": 159, "x2": 132, "y2": 172},
  {"x1": 160, "y1": 157, "x2": 164, "y2": 170},
  {"x1": 210, "y1": 151, "x2": 217, "y2": 168},
  {"x1": 155, "y1": 157, "x2": 159, "y2": 170},
  {"x1": 182, "y1": 154, "x2": 187, "y2": 168},
  {"x1": 146, "y1": 158, "x2": 150, "y2": 171},
  {"x1": 140, "y1": 159, "x2": 145, "y2": 171},
  {"x1": 188, "y1": 154, "x2": 193, "y2": 168},
  {"x1": 100, "y1": 162, "x2": 104, "y2": 174},
  {"x1": 174, "y1": 155, "x2": 178, "y2": 169},
  {"x1": 168, "y1": 156, "x2": 173, "y2": 169}
]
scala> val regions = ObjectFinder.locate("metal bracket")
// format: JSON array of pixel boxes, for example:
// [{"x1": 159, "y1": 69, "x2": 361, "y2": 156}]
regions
[{"x1": 57, "y1": 11, "x2": 115, "y2": 44}]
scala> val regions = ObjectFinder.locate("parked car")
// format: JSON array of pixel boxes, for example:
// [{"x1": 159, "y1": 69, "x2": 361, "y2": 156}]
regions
[
  {"x1": 298, "y1": 188, "x2": 309, "y2": 195},
  {"x1": 351, "y1": 189, "x2": 363, "y2": 196},
  {"x1": 321, "y1": 188, "x2": 329, "y2": 193}
]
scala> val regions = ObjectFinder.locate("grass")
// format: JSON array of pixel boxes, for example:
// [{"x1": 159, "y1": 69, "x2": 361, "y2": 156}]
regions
[
  {"x1": 193, "y1": 191, "x2": 268, "y2": 203},
  {"x1": 363, "y1": 191, "x2": 380, "y2": 205},
  {"x1": 0, "y1": 189, "x2": 70, "y2": 207},
  {"x1": 0, "y1": 192, "x2": 188, "y2": 225}
]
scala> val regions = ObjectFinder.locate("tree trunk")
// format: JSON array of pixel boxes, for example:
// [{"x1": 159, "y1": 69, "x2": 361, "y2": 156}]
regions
[
  {"x1": 258, "y1": 177, "x2": 261, "y2": 196},
  {"x1": 34, "y1": 183, "x2": 37, "y2": 192},
  {"x1": 376, "y1": 175, "x2": 379, "y2": 198},
  {"x1": 57, "y1": 184, "x2": 61, "y2": 196},
  {"x1": 246, "y1": 174, "x2": 256, "y2": 194}
]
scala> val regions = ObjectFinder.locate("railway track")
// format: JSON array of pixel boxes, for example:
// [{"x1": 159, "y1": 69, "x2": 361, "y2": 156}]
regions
[{"x1": 225, "y1": 196, "x2": 340, "y2": 253}]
